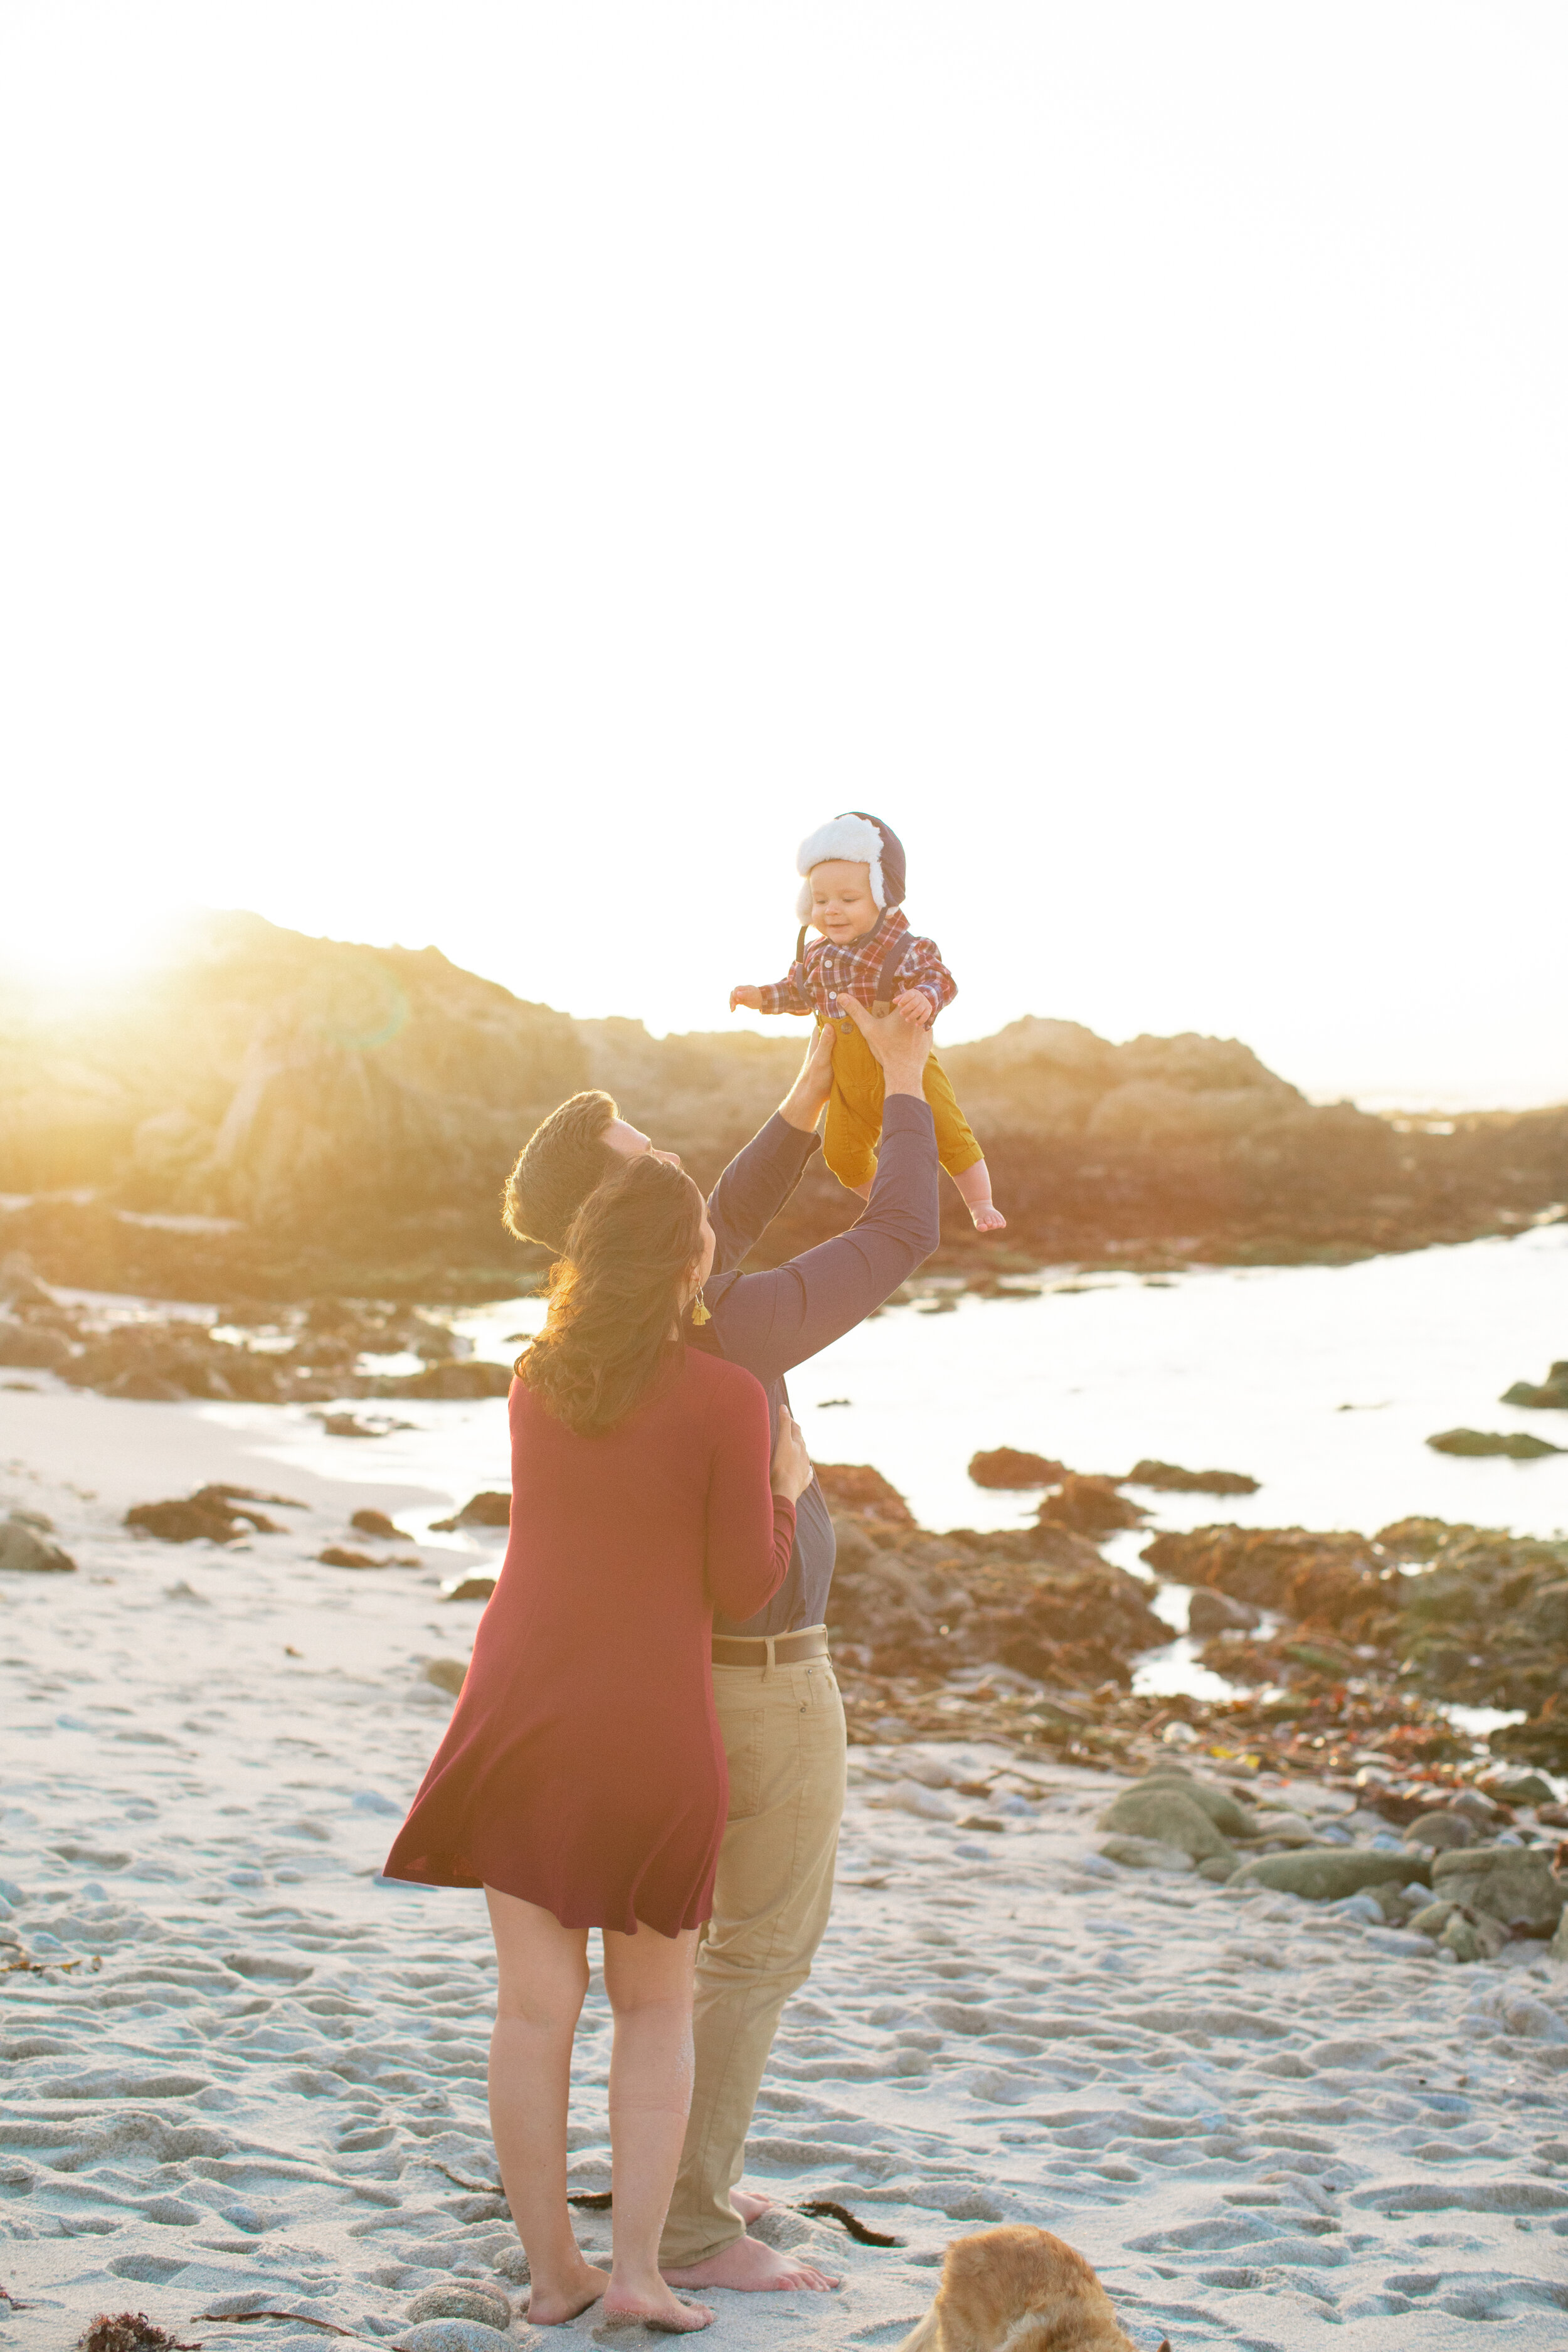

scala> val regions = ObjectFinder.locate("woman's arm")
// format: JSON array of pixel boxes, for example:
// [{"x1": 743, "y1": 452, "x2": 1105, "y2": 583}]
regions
[{"x1": 704, "y1": 1376, "x2": 797, "y2": 1622}]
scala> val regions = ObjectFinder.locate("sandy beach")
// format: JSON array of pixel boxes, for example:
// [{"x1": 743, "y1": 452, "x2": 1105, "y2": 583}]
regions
[{"x1": 4, "y1": 1385, "x2": 1567, "y2": 2351}]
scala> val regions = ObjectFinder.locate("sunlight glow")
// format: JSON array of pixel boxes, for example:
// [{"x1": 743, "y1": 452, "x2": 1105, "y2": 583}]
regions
[{"x1": 0, "y1": 898, "x2": 188, "y2": 998}]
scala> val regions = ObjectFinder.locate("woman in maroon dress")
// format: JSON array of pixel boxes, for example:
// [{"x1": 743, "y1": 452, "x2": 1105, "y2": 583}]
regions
[{"x1": 384, "y1": 1153, "x2": 810, "y2": 2332}]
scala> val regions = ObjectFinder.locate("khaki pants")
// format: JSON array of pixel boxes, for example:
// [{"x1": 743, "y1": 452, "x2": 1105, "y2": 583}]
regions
[{"x1": 658, "y1": 1646, "x2": 847, "y2": 2269}]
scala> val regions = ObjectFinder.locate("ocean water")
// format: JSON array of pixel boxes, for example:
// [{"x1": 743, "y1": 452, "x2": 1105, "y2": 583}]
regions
[{"x1": 206, "y1": 1220, "x2": 1568, "y2": 1554}]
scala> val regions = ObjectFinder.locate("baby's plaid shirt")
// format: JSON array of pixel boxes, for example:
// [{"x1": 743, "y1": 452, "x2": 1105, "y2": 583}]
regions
[{"x1": 753, "y1": 906, "x2": 957, "y2": 1022}]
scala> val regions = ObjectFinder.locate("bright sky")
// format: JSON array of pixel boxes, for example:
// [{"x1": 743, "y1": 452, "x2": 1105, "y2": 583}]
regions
[{"x1": 3, "y1": 4, "x2": 1564, "y2": 1109}]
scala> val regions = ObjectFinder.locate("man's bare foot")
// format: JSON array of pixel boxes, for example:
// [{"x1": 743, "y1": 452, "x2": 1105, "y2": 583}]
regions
[
  {"x1": 663, "y1": 2235, "x2": 840, "y2": 2292},
  {"x1": 969, "y1": 1202, "x2": 1007, "y2": 1232},
  {"x1": 526, "y1": 2257, "x2": 609, "y2": 2324},
  {"x1": 601, "y1": 2282, "x2": 713, "y2": 2333},
  {"x1": 730, "y1": 2188, "x2": 775, "y2": 2224}
]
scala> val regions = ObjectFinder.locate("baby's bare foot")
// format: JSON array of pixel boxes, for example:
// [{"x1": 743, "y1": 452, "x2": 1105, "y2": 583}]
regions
[
  {"x1": 602, "y1": 2283, "x2": 714, "y2": 2333},
  {"x1": 731, "y1": 2188, "x2": 775, "y2": 2223},
  {"x1": 969, "y1": 1202, "x2": 1008, "y2": 1232},
  {"x1": 527, "y1": 2259, "x2": 608, "y2": 2325}
]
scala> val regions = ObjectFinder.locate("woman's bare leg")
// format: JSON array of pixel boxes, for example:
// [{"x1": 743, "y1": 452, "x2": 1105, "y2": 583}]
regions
[
  {"x1": 484, "y1": 1886, "x2": 608, "y2": 2326},
  {"x1": 600, "y1": 1923, "x2": 712, "y2": 2333}
]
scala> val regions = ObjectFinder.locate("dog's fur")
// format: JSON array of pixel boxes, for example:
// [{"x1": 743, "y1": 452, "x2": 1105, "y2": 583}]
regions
[{"x1": 896, "y1": 2226, "x2": 1168, "y2": 2352}]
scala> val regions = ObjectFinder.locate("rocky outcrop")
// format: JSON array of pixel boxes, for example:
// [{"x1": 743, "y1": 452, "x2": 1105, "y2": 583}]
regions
[
  {"x1": 813, "y1": 1464, "x2": 916, "y2": 1532},
  {"x1": 0, "y1": 1281, "x2": 514, "y2": 1406},
  {"x1": 2, "y1": 912, "x2": 1563, "y2": 1300},
  {"x1": 124, "y1": 1486, "x2": 302, "y2": 1544},
  {"x1": 1147, "y1": 1514, "x2": 1568, "y2": 1769},
  {"x1": 827, "y1": 1514, "x2": 1168, "y2": 1691},
  {"x1": 1142, "y1": 1523, "x2": 1397, "y2": 1638}
]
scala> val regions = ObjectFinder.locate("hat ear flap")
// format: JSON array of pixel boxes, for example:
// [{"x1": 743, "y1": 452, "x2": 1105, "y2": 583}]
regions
[{"x1": 795, "y1": 879, "x2": 814, "y2": 923}]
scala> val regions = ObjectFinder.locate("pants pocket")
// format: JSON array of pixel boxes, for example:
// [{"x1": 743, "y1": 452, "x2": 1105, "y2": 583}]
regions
[
  {"x1": 717, "y1": 1707, "x2": 765, "y2": 1820},
  {"x1": 797, "y1": 1666, "x2": 847, "y2": 1779}
]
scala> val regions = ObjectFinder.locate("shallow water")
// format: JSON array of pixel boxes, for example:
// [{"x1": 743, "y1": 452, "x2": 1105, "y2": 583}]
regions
[
  {"x1": 786, "y1": 1221, "x2": 1568, "y2": 1544},
  {"x1": 205, "y1": 1222, "x2": 1568, "y2": 1554}
]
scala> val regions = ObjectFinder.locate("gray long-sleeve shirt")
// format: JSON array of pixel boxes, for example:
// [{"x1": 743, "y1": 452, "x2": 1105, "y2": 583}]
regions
[{"x1": 694, "y1": 1093, "x2": 941, "y2": 1635}]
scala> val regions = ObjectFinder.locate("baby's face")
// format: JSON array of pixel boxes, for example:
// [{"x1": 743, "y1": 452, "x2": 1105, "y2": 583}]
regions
[{"x1": 806, "y1": 859, "x2": 879, "y2": 944}]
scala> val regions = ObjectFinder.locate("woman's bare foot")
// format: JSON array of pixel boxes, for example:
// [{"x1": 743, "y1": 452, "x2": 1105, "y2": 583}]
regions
[
  {"x1": 730, "y1": 2188, "x2": 775, "y2": 2224},
  {"x1": 526, "y1": 2257, "x2": 609, "y2": 2324},
  {"x1": 969, "y1": 1200, "x2": 1007, "y2": 1232},
  {"x1": 663, "y1": 2236, "x2": 840, "y2": 2292},
  {"x1": 601, "y1": 2282, "x2": 714, "y2": 2332}
]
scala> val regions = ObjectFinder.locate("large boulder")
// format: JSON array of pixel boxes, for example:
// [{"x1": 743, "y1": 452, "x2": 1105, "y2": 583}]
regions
[
  {"x1": 1432, "y1": 1846, "x2": 1562, "y2": 1935},
  {"x1": 1136, "y1": 1769, "x2": 1258, "y2": 1841},
  {"x1": 1230, "y1": 1848, "x2": 1431, "y2": 1900},
  {"x1": 1098, "y1": 1784, "x2": 1236, "y2": 1865}
]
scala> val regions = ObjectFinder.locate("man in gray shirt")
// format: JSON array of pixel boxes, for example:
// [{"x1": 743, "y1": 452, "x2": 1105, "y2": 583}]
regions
[{"x1": 504, "y1": 1001, "x2": 940, "y2": 2292}]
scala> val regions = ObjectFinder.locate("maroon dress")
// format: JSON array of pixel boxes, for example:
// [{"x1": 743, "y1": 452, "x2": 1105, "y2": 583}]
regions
[{"x1": 383, "y1": 1348, "x2": 795, "y2": 1938}]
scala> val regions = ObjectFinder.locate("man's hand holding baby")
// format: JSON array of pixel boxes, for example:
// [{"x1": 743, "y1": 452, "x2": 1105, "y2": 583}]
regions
[{"x1": 893, "y1": 988, "x2": 935, "y2": 1029}]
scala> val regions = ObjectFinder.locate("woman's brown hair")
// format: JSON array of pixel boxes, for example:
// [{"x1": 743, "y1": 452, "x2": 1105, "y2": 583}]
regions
[{"x1": 517, "y1": 1152, "x2": 705, "y2": 1436}]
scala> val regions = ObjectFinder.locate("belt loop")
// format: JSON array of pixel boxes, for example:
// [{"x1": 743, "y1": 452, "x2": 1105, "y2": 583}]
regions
[{"x1": 763, "y1": 1635, "x2": 776, "y2": 1685}]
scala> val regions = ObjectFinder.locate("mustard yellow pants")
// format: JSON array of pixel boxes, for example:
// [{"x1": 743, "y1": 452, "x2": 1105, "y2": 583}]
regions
[{"x1": 823, "y1": 1017, "x2": 984, "y2": 1189}]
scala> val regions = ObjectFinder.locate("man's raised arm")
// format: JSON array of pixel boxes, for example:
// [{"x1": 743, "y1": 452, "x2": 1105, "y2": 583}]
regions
[
  {"x1": 710, "y1": 1000, "x2": 942, "y2": 1382},
  {"x1": 704, "y1": 1026, "x2": 836, "y2": 1276}
]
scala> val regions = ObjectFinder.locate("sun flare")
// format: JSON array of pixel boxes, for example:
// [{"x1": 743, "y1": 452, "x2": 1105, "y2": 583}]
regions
[{"x1": 0, "y1": 899, "x2": 191, "y2": 999}]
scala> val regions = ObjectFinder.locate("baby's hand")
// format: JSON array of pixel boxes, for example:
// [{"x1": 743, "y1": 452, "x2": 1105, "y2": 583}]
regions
[
  {"x1": 893, "y1": 988, "x2": 935, "y2": 1028},
  {"x1": 730, "y1": 984, "x2": 764, "y2": 1012}
]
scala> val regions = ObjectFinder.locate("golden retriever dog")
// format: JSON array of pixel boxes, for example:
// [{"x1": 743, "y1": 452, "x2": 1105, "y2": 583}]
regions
[{"x1": 896, "y1": 2225, "x2": 1168, "y2": 2352}]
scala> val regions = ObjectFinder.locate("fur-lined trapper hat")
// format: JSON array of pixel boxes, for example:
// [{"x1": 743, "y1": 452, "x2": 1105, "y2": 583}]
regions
[{"x1": 795, "y1": 812, "x2": 906, "y2": 921}]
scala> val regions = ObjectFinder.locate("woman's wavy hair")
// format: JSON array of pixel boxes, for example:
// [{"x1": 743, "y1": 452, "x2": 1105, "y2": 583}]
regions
[{"x1": 517, "y1": 1151, "x2": 706, "y2": 1436}]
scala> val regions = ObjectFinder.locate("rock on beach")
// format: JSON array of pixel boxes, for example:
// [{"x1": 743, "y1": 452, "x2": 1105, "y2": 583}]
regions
[
  {"x1": 1427, "y1": 1427, "x2": 1562, "y2": 1458},
  {"x1": 0, "y1": 1510, "x2": 77, "y2": 1573},
  {"x1": 1098, "y1": 1783, "x2": 1237, "y2": 1865},
  {"x1": 1432, "y1": 1845, "x2": 1564, "y2": 1935},
  {"x1": 1232, "y1": 1848, "x2": 1433, "y2": 1900},
  {"x1": 1124, "y1": 1458, "x2": 1261, "y2": 1495},
  {"x1": 968, "y1": 1446, "x2": 1067, "y2": 1489}
]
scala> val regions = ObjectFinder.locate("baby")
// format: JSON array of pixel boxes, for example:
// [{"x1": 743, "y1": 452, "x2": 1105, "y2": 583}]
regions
[{"x1": 731, "y1": 811, "x2": 1006, "y2": 1231}]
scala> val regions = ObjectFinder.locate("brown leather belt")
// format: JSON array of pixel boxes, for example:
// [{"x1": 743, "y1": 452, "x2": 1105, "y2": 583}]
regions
[{"x1": 711, "y1": 1624, "x2": 829, "y2": 1668}]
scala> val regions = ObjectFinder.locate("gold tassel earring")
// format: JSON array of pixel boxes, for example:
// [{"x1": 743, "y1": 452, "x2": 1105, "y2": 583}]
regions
[{"x1": 690, "y1": 1285, "x2": 711, "y2": 1327}]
